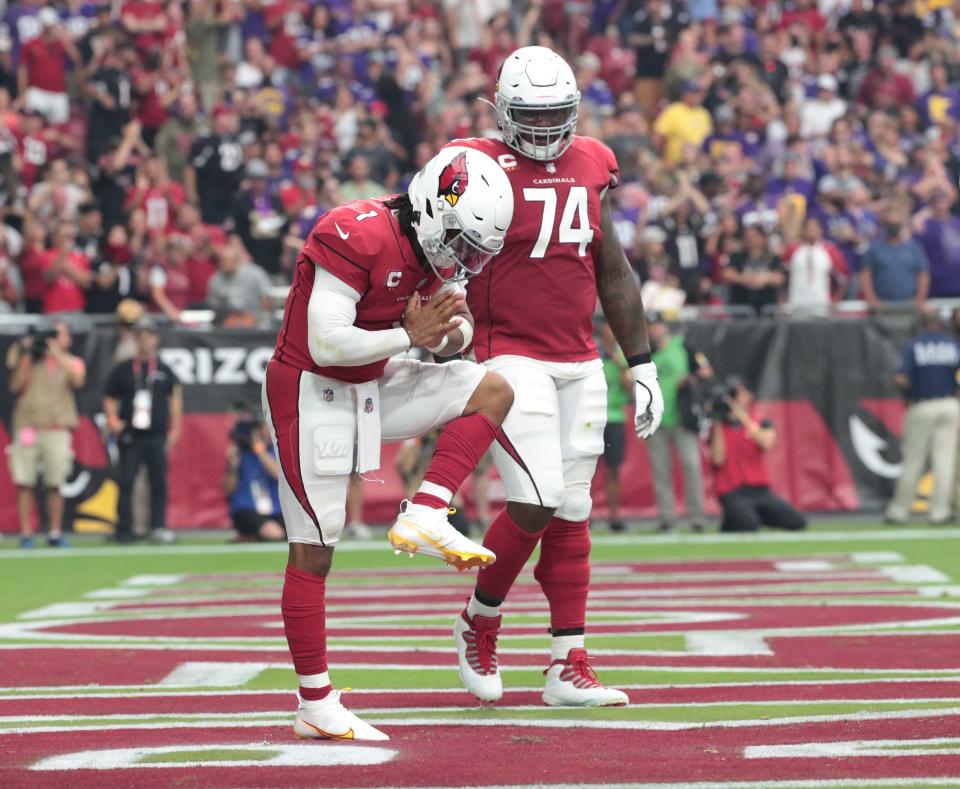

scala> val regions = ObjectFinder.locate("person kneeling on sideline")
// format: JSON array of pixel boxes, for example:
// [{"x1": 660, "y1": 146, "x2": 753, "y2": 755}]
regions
[
  {"x1": 709, "y1": 379, "x2": 806, "y2": 533},
  {"x1": 223, "y1": 408, "x2": 286, "y2": 542}
]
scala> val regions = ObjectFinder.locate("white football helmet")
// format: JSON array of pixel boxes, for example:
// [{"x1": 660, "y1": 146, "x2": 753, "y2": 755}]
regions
[
  {"x1": 408, "y1": 146, "x2": 514, "y2": 282},
  {"x1": 494, "y1": 46, "x2": 580, "y2": 161}
]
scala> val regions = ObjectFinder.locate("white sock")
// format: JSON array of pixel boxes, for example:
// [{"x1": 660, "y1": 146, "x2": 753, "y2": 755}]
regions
[
  {"x1": 297, "y1": 672, "x2": 332, "y2": 707},
  {"x1": 551, "y1": 634, "x2": 585, "y2": 662},
  {"x1": 415, "y1": 480, "x2": 452, "y2": 508},
  {"x1": 467, "y1": 594, "x2": 501, "y2": 619}
]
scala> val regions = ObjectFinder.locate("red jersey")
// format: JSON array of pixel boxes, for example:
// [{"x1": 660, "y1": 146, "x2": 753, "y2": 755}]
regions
[
  {"x1": 127, "y1": 183, "x2": 186, "y2": 234},
  {"x1": 16, "y1": 131, "x2": 53, "y2": 188},
  {"x1": 21, "y1": 38, "x2": 67, "y2": 92},
  {"x1": 273, "y1": 198, "x2": 443, "y2": 384},
  {"x1": 447, "y1": 136, "x2": 619, "y2": 364},
  {"x1": 40, "y1": 250, "x2": 90, "y2": 314},
  {"x1": 122, "y1": 2, "x2": 167, "y2": 51}
]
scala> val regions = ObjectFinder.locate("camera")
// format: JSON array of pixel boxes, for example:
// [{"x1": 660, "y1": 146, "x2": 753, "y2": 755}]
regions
[
  {"x1": 704, "y1": 377, "x2": 742, "y2": 423},
  {"x1": 24, "y1": 327, "x2": 57, "y2": 361},
  {"x1": 229, "y1": 403, "x2": 264, "y2": 452}
]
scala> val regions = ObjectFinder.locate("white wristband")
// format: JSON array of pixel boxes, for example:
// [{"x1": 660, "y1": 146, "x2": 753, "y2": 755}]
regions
[
  {"x1": 453, "y1": 315, "x2": 473, "y2": 349},
  {"x1": 426, "y1": 316, "x2": 471, "y2": 354},
  {"x1": 426, "y1": 334, "x2": 449, "y2": 354}
]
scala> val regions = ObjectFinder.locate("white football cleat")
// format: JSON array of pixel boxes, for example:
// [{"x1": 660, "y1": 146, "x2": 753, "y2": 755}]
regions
[
  {"x1": 542, "y1": 648, "x2": 629, "y2": 707},
  {"x1": 454, "y1": 609, "x2": 503, "y2": 702},
  {"x1": 387, "y1": 500, "x2": 496, "y2": 571},
  {"x1": 293, "y1": 691, "x2": 389, "y2": 741}
]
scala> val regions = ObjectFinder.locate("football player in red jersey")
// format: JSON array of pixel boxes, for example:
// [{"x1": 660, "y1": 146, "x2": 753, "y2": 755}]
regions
[
  {"x1": 448, "y1": 47, "x2": 665, "y2": 707},
  {"x1": 263, "y1": 147, "x2": 515, "y2": 740}
]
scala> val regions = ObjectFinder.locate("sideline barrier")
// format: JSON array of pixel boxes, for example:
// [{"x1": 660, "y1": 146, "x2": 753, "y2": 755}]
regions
[{"x1": 0, "y1": 316, "x2": 917, "y2": 532}]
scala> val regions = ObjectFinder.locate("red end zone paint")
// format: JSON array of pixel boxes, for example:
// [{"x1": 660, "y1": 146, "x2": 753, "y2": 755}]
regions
[
  {"x1": 35, "y1": 602, "x2": 960, "y2": 640},
  {"x1": 5, "y1": 679, "x2": 960, "y2": 719},
  {"x1": 4, "y1": 716, "x2": 960, "y2": 788},
  {"x1": 5, "y1": 633, "x2": 960, "y2": 691}
]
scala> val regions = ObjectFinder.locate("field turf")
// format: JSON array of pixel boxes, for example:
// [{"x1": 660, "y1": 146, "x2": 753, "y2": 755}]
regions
[{"x1": 2, "y1": 520, "x2": 960, "y2": 788}]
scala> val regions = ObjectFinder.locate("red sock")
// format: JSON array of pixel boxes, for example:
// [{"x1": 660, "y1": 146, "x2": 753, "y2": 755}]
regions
[
  {"x1": 534, "y1": 517, "x2": 591, "y2": 632},
  {"x1": 281, "y1": 564, "x2": 331, "y2": 701},
  {"x1": 475, "y1": 509, "x2": 546, "y2": 603},
  {"x1": 412, "y1": 413, "x2": 499, "y2": 509}
]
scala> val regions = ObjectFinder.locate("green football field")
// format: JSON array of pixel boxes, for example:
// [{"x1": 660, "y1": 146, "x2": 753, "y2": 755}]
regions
[{"x1": 2, "y1": 521, "x2": 960, "y2": 788}]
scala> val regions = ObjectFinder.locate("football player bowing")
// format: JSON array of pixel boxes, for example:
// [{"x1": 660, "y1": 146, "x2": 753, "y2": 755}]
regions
[
  {"x1": 447, "y1": 47, "x2": 664, "y2": 707},
  {"x1": 263, "y1": 147, "x2": 514, "y2": 741}
]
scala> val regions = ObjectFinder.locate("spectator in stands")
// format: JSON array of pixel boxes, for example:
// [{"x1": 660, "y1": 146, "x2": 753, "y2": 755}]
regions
[
  {"x1": 346, "y1": 118, "x2": 399, "y2": 191},
  {"x1": 86, "y1": 223, "x2": 137, "y2": 315},
  {"x1": 800, "y1": 74, "x2": 847, "y2": 139},
  {"x1": 709, "y1": 379, "x2": 806, "y2": 533},
  {"x1": 231, "y1": 159, "x2": 288, "y2": 277},
  {"x1": 103, "y1": 317, "x2": 182, "y2": 545},
  {"x1": 28, "y1": 158, "x2": 89, "y2": 230},
  {"x1": 74, "y1": 202, "x2": 103, "y2": 263},
  {"x1": 625, "y1": 0, "x2": 682, "y2": 116},
  {"x1": 860, "y1": 207, "x2": 930, "y2": 308},
  {"x1": 6, "y1": 320, "x2": 85, "y2": 548},
  {"x1": 126, "y1": 156, "x2": 185, "y2": 237},
  {"x1": 913, "y1": 190, "x2": 960, "y2": 298},
  {"x1": 143, "y1": 234, "x2": 189, "y2": 323},
  {"x1": 652, "y1": 80, "x2": 712, "y2": 166},
  {"x1": 598, "y1": 320, "x2": 631, "y2": 533},
  {"x1": 84, "y1": 39, "x2": 133, "y2": 163},
  {"x1": 724, "y1": 224, "x2": 785, "y2": 315},
  {"x1": 206, "y1": 241, "x2": 273, "y2": 327},
  {"x1": 40, "y1": 223, "x2": 91, "y2": 314},
  {"x1": 223, "y1": 409, "x2": 285, "y2": 542},
  {"x1": 886, "y1": 310, "x2": 960, "y2": 525},
  {"x1": 17, "y1": 7, "x2": 79, "y2": 125},
  {"x1": 338, "y1": 153, "x2": 387, "y2": 204},
  {"x1": 647, "y1": 317, "x2": 708, "y2": 534},
  {"x1": 154, "y1": 92, "x2": 200, "y2": 185},
  {"x1": 783, "y1": 216, "x2": 848, "y2": 309},
  {"x1": 186, "y1": 105, "x2": 244, "y2": 225},
  {"x1": 857, "y1": 45, "x2": 916, "y2": 111}
]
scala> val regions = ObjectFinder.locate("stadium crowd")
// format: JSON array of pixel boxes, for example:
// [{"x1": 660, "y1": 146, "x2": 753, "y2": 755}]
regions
[{"x1": 1, "y1": 0, "x2": 960, "y2": 322}]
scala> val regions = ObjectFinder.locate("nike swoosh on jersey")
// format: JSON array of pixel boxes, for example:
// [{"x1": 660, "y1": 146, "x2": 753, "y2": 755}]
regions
[{"x1": 335, "y1": 222, "x2": 350, "y2": 240}]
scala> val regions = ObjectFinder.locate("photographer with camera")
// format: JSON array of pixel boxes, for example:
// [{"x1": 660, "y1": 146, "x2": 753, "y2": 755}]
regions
[
  {"x1": 5, "y1": 321, "x2": 85, "y2": 548},
  {"x1": 223, "y1": 408, "x2": 285, "y2": 542},
  {"x1": 103, "y1": 318, "x2": 182, "y2": 544},
  {"x1": 708, "y1": 379, "x2": 806, "y2": 533}
]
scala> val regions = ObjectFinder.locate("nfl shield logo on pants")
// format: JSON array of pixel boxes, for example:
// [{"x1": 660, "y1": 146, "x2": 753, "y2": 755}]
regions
[
  {"x1": 323, "y1": 389, "x2": 333, "y2": 402},
  {"x1": 364, "y1": 397, "x2": 374, "y2": 413}
]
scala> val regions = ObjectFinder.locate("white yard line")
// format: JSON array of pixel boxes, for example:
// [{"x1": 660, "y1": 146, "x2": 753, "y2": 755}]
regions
[
  {"x1": 3, "y1": 675, "x2": 960, "y2": 700},
  {"x1": 4, "y1": 697, "x2": 960, "y2": 725},
  {"x1": 3, "y1": 704, "x2": 960, "y2": 736}
]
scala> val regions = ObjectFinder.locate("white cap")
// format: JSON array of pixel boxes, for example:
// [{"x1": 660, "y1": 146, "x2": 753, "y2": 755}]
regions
[
  {"x1": 817, "y1": 74, "x2": 838, "y2": 93},
  {"x1": 38, "y1": 7, "x2": 59, "y2": 27}
]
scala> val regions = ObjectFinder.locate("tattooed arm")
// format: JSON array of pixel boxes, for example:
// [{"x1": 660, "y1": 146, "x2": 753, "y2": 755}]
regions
[{"x1": 595, "y1": 191, "x2": 663, "y2": 439}]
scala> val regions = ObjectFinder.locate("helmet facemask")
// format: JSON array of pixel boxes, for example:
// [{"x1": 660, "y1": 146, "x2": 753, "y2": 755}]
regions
[
  {"x1": 497, "y1": 95, "x2": 580, "y2": 161},
  {"x1": 420, "y1": 211, "x2": 503, "y2": 283}
]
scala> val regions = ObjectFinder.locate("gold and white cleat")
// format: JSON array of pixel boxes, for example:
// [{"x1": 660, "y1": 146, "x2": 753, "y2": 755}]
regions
[
  {"x1": 293, "y1": 691, "x2": 388, "y2": 741},
  {"x1": 386, "y1": 500, "x2": 496, "y2": 571}
]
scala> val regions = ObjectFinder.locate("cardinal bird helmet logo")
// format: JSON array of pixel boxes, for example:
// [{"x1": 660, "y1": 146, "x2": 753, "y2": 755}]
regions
[{"x1": 437, "y1": 152, "x2": 469, "y2": 207}]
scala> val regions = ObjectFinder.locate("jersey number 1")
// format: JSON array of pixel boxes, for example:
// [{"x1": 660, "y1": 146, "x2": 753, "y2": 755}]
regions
[{"x1": 522, "y1": 187, "x2": 594, "y2": 259}]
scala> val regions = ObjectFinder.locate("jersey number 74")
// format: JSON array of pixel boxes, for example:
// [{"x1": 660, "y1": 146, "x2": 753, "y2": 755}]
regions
[{"x1": 522, "y1": 187, "x2": 594, "y2": 259}]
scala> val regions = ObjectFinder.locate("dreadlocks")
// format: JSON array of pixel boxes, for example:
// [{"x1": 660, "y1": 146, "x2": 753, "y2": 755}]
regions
[{"x1": 383, "y1": 193, "x2": 427, "y2": 267}]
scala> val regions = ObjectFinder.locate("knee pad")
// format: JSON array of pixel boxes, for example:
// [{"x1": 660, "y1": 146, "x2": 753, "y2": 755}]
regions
[
  {"x1": 534, "y1": 517, "x2": 591, "y2": 590},
  {"x1": 554, "y1": 486, "x2": 593, "y2": 522}
]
